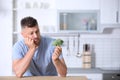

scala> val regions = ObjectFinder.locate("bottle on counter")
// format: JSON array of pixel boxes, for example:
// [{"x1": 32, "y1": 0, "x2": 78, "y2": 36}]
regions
[{"x1": 82, "y1": 44, "x2": 91, "y2": 69}]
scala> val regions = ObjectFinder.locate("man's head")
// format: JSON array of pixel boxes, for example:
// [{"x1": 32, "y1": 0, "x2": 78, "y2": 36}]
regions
[{"x1": 21, "y1": 16, "x2": 40, "y2": 46}]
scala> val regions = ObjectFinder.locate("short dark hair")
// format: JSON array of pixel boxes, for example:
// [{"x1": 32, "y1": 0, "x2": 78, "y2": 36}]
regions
[{"x1": 21, "y1": 16, "x2": 38, "y2": 29}]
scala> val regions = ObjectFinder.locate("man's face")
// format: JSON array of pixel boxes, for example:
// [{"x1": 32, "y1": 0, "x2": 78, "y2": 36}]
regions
[{"x1": 21, "y1": 26, "x2": 41, "y2": 46}]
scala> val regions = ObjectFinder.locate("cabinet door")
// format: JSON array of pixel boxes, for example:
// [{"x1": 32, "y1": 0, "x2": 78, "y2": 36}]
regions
[
  {"x1": 100, "y1": 0, "x2": 118, "y2": 24},
  {"x1": 103, "y1": 73, "x2": 120, "y2": 80},
  {"x1": 56, "y1": 0, "x2": 100, "y2": 10}
]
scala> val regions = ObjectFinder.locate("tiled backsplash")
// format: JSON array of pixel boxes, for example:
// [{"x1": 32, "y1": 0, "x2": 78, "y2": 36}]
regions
[{"x1": 80, "y1": 37, "x2": 120, "y2": 70}]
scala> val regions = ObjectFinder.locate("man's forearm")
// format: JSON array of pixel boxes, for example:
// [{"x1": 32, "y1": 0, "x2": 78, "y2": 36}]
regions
[
  {"x1": 13, "y1": 48, "x2": 35, "y2": 78},
  {"x1": 53, "y1": 59, "x2": 67, "y2": 77}
]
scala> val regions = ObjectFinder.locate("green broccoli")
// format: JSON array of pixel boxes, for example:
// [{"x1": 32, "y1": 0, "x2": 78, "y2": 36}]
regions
[{"x1": 52, "y1": 39, "x2": 64, "y2": 46}]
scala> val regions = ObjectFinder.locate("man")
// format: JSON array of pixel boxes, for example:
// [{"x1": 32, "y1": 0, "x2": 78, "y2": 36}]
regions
[{"x1": 12, "y1": 16, "x2": 67, "y2": 78}]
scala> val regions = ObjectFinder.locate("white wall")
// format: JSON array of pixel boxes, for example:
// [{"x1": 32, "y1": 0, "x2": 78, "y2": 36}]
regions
[
  {"x1": 0, "y1": 0, "x2": 12, "y2": 76},
  {"x1": 56, "y1": 0, "x2": 100, "y2": 10}
]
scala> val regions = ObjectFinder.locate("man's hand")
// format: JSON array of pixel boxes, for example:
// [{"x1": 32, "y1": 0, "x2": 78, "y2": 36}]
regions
[
  {"x1": 52, "y1": 46, "x2": 67, "y2": 77},
  {"x1": 24, "y1": 38, "x2": 38, "y2": 49},
  {"x1": 52, "y1": 46, "x2": 62, "y2": 61}
]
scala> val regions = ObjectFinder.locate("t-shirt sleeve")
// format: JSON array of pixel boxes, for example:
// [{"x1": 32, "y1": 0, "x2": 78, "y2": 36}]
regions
[{"x1": 12, "y1": 43, "x2": 23, "y2": 60}]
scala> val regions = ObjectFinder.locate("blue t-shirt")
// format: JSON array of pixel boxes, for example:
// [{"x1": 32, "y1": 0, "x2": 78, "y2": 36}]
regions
[{"x1": 12, "y1": 36, "x2": 63, "y2": 76}]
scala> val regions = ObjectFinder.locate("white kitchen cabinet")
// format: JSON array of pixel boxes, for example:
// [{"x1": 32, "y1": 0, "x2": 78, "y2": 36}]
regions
[
  {"x1": 58, "y1": 10, "x2": 100, "y2": 33},
  {"x1": 100, "y1": 0, "x2": 118, "y2": 24},
  {"x1": 103, "y1": 73, "x2": 120, "y2": 80},
  {"x1": 56, "y1": 0, "x2": 100, "y2": 10}
]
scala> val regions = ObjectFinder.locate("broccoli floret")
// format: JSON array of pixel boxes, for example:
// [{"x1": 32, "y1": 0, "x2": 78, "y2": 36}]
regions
[{"x1": 52, "y1": 39, "x2": 64, "y2": 46}]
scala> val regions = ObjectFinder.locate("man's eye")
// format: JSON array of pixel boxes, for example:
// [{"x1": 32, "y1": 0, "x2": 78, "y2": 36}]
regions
[
  {"x1": 36, "y1": 30, "x2": 39, "y2": 34},
  {"x1": 30, "y1": 32, "x2": 33, "y2": 35}
]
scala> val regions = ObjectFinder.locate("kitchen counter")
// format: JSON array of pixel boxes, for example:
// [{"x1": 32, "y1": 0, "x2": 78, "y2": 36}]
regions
[
  {"x1": 68, "y1": 68, "x2": 120, "y2": 74},
  {"x1": 0, "y1": 76, "x2": 87, "y2": 80}
]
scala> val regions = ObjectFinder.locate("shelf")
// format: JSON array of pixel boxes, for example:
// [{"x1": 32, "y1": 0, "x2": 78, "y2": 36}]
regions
[
  {"x1": 58, "y1": 10, "x2": 100, "y2": 32},
  {"x1": 12, "y1": 8, "x2": 57, "y2": 11}
]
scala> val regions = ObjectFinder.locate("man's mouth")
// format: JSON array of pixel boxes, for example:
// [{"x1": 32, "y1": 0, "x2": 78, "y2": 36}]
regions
[
  {"x1": 34, "y1": 38, "x2": 39, "y2": 41},
  {"x1": 34, "y1": 39, "x2": 40, "y2": 43},
  {"x1": 34, "y1": 39, "x2": 38, "y2": 42}
]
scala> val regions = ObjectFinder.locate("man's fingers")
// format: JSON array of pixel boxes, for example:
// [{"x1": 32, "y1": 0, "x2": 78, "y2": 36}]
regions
[
  {"x1": 56, "y1": 46, "x2": 62, "y2": 52},
  {"x1": 55, "y1": 49, "x2": 60, "y2": 55},
  {"x1": 54, "y1": 52, "x2": 59, "y2": 57}
]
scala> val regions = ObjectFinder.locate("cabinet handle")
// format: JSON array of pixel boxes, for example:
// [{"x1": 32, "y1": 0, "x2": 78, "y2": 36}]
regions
[
  {"x1": 116, "y1": 11, "x2": 119, "y2": 23},
  {"x1": 117, "y1": 74, "x2": 120, "y2": 76},
  {"x1": 118, "y1": 12, "x2": 119, "y2": 23}
]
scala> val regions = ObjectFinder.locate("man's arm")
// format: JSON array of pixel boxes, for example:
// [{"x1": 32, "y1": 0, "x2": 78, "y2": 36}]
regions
[
  {"x1": 12, "y1": 38, "x2": 37, "y2": 78},
  {"x1": 53, "y1": 58, "x2": 67, "y2": 77},
  {"x1": 12, "y1": 47, "x2": 36, "y2": 78},
  {"x1": 52, "y1": 46, "x2": 67, "y2": 77}
]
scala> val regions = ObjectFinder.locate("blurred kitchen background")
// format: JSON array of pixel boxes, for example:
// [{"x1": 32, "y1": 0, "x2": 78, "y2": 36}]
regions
[{"x1": 0, "y1": 0, "x2": 120, "y2": 80}]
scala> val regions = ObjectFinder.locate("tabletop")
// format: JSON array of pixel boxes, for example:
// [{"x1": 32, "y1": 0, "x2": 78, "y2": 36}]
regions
[{"x1": 0, "y1": 76, "x2": 87, "y2": 80}]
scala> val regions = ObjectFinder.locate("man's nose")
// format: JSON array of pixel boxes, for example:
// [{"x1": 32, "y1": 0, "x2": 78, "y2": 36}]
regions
[{"x1": 33, "y1": 33, "x2": 37, "y2": 38}]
